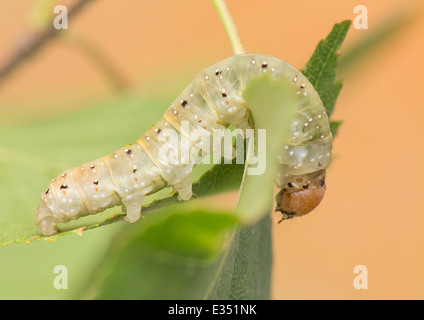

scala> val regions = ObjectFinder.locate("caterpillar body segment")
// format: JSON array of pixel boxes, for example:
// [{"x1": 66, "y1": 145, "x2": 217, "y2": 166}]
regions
[{"x1": 36, "y1": 54, "x2": 332, "y2": 235}]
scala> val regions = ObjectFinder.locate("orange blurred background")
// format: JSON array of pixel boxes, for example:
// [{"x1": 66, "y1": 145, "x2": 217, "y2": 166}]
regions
[{"x1": 0, "y1": 0, "x2": 423, "y2": 299}]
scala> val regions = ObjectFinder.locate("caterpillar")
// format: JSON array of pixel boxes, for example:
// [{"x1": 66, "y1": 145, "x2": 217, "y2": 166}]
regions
[{"x1": 35, "y1": 53, "x2": 332, "y2": 235}]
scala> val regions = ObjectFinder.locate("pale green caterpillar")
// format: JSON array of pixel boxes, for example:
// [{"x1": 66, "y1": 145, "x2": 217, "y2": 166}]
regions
[{"x1": 36, "y1": 54, "x2": 332, "y2": 235}]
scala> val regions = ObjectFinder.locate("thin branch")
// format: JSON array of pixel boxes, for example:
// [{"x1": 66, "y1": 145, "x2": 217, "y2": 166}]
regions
[
  {"x1": 211, "y1": 0, "x2": 245, "y2": 55},
  {"x1": 61, "y1": 33, "x2": 129, "y2": 92},
  {"x1": 0, "y1": 0, "x2": 95, "y2": 87}
]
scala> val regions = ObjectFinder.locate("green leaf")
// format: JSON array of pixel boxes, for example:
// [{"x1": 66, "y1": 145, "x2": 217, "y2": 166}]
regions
[
  {"x1": 81, "y1": 202, "x2": 272, "y2": 300},
  {"x1": 236, "y1": 76, "x2": 296, "y2": 223},
  {"x1": 81, "y1": 204, "x2": 240, "y2": 299},
  {"x1": 303, "y1": 20, "x2": 351, "y2": 117},
  {"x1": 330, "y1": 120, "x2": 343, "y2": 137},
  {"x1": 205, "y1": 214, "x2": 272, "y2": 299}
]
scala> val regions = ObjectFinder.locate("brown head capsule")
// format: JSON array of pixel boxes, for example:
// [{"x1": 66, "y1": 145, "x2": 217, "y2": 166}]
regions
[{"x1": 276, "y1": 177, "x2": 326, "y2": 223}]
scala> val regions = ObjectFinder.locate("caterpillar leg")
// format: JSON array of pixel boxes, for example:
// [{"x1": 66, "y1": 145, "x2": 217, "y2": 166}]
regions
[
  {"x1": 220, "y1": 134, "x2": 236, "y2": 162},
  {"x1": 35, "y1": 203, "x2": 60, "y2": 236},
  {"x1": 38, "y1": 217, "x2": 60, "y2": 236},
  {"x1": 237, "y1": 117, "x2": 252, "y2": 131},
  {"x1": 122, "y1": 195, "x2": 145, "y2": 223},
  {"x1": 173, "y1": 175, "x2": 193, "y2": 201},
  {"x1": 219, "y1": 117, "x2": 252, "y2": 162}
]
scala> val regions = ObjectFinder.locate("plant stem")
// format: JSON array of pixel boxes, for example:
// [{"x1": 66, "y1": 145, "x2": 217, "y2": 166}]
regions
[
  {"x1": 211, "y1": 0, "x2": 245, "y2": 55},
  {"x1": 61, "y1": 33, "x2": 128, "y2": 92}
]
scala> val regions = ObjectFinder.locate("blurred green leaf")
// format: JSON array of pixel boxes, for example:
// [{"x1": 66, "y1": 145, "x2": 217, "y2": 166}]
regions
[
  {"x1": 81, "y1": 202, "x2": 272, "y2": 300},
  {"x1": 303, "y1": 20, "x2": 351, "y2": 117},
  {"x1": 29, "y1": 0, "x2": 56, "y2": 30},
  {"x1": 330, "y1": 120, "x2": 343, "y2": 137},
  {"x1": 339, "y1": 6, "x2": 419, "y2": 73},
  {"x1": 81, "y1": 204, "x2": 240, "y2": 299}
]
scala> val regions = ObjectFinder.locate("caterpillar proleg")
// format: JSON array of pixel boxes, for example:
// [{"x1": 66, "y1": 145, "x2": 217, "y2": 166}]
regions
[{"x1": 36, "y1": 54, "x2": 332, "y2": 235}]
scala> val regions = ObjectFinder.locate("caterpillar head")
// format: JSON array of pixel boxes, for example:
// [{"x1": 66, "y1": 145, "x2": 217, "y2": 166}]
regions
[{"x1": 276, "y1": 171, "x2": 326, "y2": 223}]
